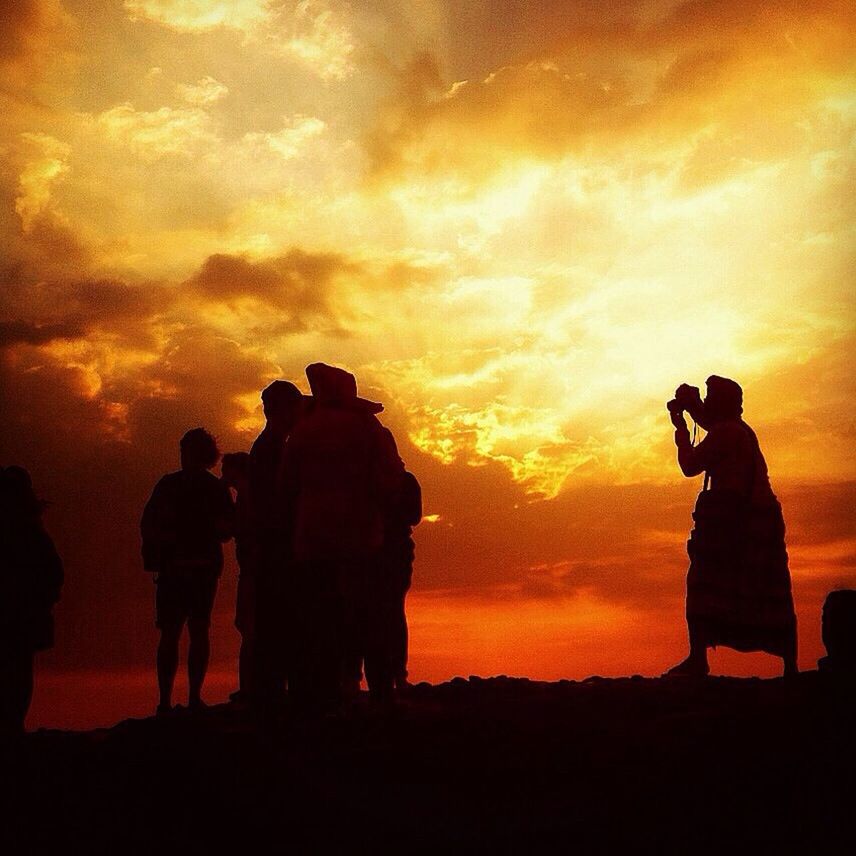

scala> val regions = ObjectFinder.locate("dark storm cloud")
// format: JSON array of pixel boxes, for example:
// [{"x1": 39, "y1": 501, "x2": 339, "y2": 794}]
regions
[
  {"x1": 0, "y1": 275, "x2": 169, "y2": 350},
  {"x1": 0, "y1": 318, "x2": 84, "y2": 346},
  {"x1": 189, "y1": 249, "x2": 354, "y2": 316},
  {"x1": 125, "y1": 325, "x2": 280, "y2": 459}
]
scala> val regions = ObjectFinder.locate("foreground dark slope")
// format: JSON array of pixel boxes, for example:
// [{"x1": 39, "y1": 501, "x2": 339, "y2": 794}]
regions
[{"x1": 3, "y1": 674, "x2": 853, "y2": 854}]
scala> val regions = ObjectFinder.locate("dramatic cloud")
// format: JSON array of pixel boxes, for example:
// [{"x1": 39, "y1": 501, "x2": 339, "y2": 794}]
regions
[
  {"x1": 95, "y1": 103, "x2": 217, "y2": 161},
  {"x1": 124, "y1": 0, "x2": 356, "y2": 79},
  {"x1": 123, "y1": 0, "x2": 273, "y2": 33},
  {"x1": 15, "y1": 132, "x2": 70, "y2": 230},
  {"x1": 176, "y1": 75, "x2": 229, "y2": 106},
  {"x1": 189, "y1": 250, "x2": 344, "y2": 316}
]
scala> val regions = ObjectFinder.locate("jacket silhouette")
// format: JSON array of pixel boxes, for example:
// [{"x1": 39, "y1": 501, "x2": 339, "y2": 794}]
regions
[
  {"x1": 284, "y1": 363, "x2": 404, "y2": 564},
  {"x1": 141, "y1": 469, "x2": 234, "y2": 576}
]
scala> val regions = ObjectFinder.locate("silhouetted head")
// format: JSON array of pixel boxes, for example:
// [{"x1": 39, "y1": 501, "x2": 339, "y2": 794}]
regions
[
  {"x1": 261, "y1": 380, "x2": 303, "y2": 433},
  {"x1": 180, "y1": 428, "x2": 220, "y2": 471},
  {"x1": 822, "y1": 589, "x2": 856, "y2": 665},
  {"x1": 703, "y1": 376, "x2": 743, "y2": 425},
  {"x1": 221, "y1": 451, "x2": 250, "y2": 489},
  {"x1": 0, "y1": 465, "x2": 43, "y2": 520},
  {"x1": 305, "y1": 363, "x2": 383, "y2": 414}
]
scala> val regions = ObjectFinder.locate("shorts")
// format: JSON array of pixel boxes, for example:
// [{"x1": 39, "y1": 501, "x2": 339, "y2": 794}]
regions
[{"x1": 155, "y1": 567, "x2": 219, "y2": 631}]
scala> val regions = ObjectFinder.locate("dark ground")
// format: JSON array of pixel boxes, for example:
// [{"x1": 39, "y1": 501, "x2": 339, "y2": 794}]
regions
[{"x1": 2, "y1": 673, "x2": 854, "y2": 854}]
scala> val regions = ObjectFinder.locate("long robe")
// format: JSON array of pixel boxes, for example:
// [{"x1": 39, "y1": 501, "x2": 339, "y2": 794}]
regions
[{"x1": 678, "y1": 419, "x2": 796, "y2": 656}]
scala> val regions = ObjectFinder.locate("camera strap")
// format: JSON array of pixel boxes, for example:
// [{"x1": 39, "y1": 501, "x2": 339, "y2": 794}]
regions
[{"x1": 692, "y1": 418, "x2": 711, "y2": 492}]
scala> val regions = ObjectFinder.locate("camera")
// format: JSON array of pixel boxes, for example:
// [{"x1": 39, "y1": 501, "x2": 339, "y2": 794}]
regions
[{"x1": 667, "y1": 383, "x2": 702, "y2": 416}]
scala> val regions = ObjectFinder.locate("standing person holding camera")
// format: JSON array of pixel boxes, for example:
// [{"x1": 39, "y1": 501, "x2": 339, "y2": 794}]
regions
[{"x1": 665, "y1": 376, "x2": 797, "y2": 678}]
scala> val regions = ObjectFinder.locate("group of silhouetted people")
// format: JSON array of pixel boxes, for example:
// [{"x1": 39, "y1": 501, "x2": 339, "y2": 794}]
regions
[
  {"x1": 140, "y1": 363, "x2": 421, "y2": 716},
  {"x1": 4, "y1": 367, "x2": 856, "y2": 733}
]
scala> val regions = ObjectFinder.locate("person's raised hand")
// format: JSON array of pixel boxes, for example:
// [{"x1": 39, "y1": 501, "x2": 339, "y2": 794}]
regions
[{"x1": 667, "y1": 401, "x2": 687, "y2": 430}]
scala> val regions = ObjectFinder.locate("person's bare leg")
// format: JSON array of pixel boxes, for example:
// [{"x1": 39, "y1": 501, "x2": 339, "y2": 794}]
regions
[
  {"x1": 157, "y1": 627, "x2": 181, "y2": 712},
  {"x1": 187, "y1": 620, "x2": 210, "y2": 708}
]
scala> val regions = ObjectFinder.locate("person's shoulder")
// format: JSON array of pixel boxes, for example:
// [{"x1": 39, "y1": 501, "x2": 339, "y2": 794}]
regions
[
  {"x1": 32, "y1": 524, "x2": 59, "y2": 554},
  {"x1": 250, "y1": 428, "x2": 269, "y2": 451},
  {"x1": 153, "y1": 471, "x2": 182, "y2": 490},
  {"x1": 706, "y1": 420, "x2": 743, "y2": 438},
  {"x1": 200, "y1": 470, "x2": 229, "y2": 493},
  {"x1": 251, "y1": 427, "x2": 284, "y2": 458}
]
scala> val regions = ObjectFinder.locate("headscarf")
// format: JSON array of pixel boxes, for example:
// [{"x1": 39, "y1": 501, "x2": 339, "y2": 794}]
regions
[
  {"x1": 705, "y1": 375, "x2": 743, "y2": 421},
  {"x1": 305, "y1": 363, "x2": 383, "y2": 414}
]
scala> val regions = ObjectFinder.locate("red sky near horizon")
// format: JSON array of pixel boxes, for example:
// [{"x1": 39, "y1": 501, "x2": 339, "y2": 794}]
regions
[{"x1": 1, "y1": 1, "x2": 854, "y2": 730}]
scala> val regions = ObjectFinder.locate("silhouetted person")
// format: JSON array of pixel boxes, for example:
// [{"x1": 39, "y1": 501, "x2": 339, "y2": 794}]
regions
[
  {"x1": 818, "y1": 590, "x2": 856, "y2": 675},
  {"x1": 0, "y1": 467, "x2": 63, "y2": 734},
  {"x1": 221, "y1": 452, "x2": 254, "y2": 701},
  {"x1": 282, "y1": 363, "x2": 404, "y2": 710},
  {"x1": 141, "y1": 429, "x2": 234, "y2": 714},
  {"x1": 343, "y1": 470, "x2": 422, "y2": 698},
  {"x1": 384, "y1": 470, "x2": 422, "y2": 691},
  {"x1": 665, "y1": 377, "x2": 797, "y2": 678},
  {"x1": 249, "y1": 380, "x2": 304, "y2": 708}
]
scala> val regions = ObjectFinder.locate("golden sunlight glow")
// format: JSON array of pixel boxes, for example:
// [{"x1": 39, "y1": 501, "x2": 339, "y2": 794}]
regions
[{"x1": 2, "y1": 1, "x2": 854, "y2": 698}]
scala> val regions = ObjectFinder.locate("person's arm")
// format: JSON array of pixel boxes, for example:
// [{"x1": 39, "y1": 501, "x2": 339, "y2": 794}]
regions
[
  {"x1": 372, "y1": 424, "x2": 406, "y2": 509},
  {"x1": 215, "y1": 482, "x2": 236, "y2": 542},
  {"x1": 35, "y1": 530, "x2": 64, "y2": 605},
  {"x1": 671, "y1": 411, "x2": 716, "y2": 477},
  {"x1": 140, "y1": 479, "x2": 169, "y2": 572},
  {"x1": 402, "y1": 472, "x2": 423, "y2": 527},
  {"x1": 20, "y1": 526, "x2": 65, "y2": 606}
]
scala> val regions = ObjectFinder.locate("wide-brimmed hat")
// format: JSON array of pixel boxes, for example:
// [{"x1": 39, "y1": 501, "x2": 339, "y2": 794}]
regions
[{"x1": 305, "y1": 363, "x2": 383, "y2": 414}]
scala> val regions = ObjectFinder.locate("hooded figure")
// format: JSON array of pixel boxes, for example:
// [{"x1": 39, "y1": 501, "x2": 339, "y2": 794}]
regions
[
  {"x1": 287, "y1": 363, "x2": 400, "y2": 562},
  {"x1": 666, "y1": 376, "x2": 797, "y2": 677},
  {"x1": 282, "y1": 363, "x2": 404, "y2": 709}
]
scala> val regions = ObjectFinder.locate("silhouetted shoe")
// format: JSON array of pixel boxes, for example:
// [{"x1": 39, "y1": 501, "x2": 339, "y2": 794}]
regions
[
  {"x1": 188, "y1": 698, "x2": 208, "y2": 713},
  {"x1": 663, "y1": 658, "x2": 710, "y2": 678},
  {"x1": 156, "y1": 703, "x2": 173, "y2": 717}
]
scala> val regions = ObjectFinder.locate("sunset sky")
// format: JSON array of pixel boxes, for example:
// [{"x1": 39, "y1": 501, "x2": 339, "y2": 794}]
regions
[{"x1": 1, "y1": 0, "x2": 853, "y2": 728}]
